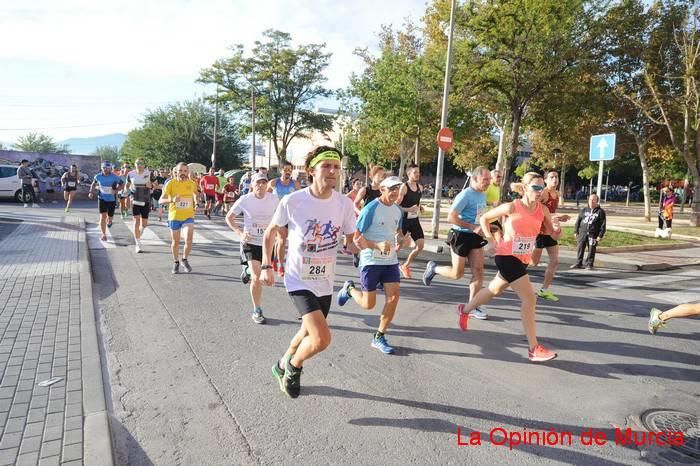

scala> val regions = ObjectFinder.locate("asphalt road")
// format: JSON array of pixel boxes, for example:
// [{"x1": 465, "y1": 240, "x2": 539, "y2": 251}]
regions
[{"x1": 3, "y1": 200, "x2": 698, "y2": 465}]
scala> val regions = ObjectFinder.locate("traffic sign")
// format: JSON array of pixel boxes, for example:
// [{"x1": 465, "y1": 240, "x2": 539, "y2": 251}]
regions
[
  {"x1": 436, "y1": 127, "x2": 454, "y2": 152},
  {"x1": 589, "y1": 133, "x2": 616, "y2": 161}
]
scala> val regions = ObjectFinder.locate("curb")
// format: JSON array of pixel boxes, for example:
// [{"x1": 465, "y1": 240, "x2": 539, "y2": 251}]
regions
[{"x1": 78, "y1": 218, "x2": 115, "y2": 466}]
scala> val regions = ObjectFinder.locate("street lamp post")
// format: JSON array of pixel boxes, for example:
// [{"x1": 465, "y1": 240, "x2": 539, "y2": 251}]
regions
[
  {"x1": 430, "y1": 0, "x2": 457, "y2": 239},
  {"x1": 251, "y1": 86, "x2": 256, "y2": 171},
  {"x1": 212, "y1": 85, "x2": 218, "y2": 169}
]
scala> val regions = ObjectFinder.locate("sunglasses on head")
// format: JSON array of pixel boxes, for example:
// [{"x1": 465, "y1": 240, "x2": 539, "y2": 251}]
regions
[{"x1": 528, "y1": 184, "x2": 545, "y2": 192}]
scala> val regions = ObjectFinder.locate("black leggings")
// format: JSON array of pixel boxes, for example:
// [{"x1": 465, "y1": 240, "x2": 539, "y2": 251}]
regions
[{"x1": 658, "y1": 216, "x2": 672, "y2": 229}]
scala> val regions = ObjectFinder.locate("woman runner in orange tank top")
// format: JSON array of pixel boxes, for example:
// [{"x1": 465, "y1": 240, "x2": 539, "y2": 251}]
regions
[
  {"x1": 529, "y1": 171, "x2": 570, "y2": 302},
  {"x1": 456, "y1": 172, "x2": 560, "y2": 363}
]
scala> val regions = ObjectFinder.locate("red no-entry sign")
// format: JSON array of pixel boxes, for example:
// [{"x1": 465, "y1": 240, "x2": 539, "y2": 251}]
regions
[{"x1": 436, "y1": 127, "x2": 454, "y2": 151}]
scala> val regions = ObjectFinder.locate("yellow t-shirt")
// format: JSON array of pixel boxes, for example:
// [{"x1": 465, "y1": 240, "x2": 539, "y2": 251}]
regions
[
  {"x1": 165, "y1": 179, "x2": 198, "y2": 221},
  {"x1": 485, "y1": 183, "x2": 500, "y2": 205}
]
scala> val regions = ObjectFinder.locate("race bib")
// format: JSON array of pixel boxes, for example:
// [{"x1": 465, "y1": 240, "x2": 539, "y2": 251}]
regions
[
  {"x1": 99, "y1": 186, "x2": 113, "y2": 195},
  {"x1": 226, "y1": 192, "x2": 236, "y2": 198},
  {"x1": 372, "y1": 243, "x2": 397, "y2": 261},
  {"x1": 247, "y1": 222, "x2": 267, "y2": 241},
  {"x1": 176, "y1": 198, "x2": 192, "y2": 209},
  {"x1": 512, "y1": 235, "x2": 536, "y2": 255},
  {"x1": 300, "y1": 255, "x2": 335, "y2": 281},
  {"x1": 67, "y1": 181, "x2": 76, "y2": 188},
  {"x1": 206, "y1": 184, "x2": 215, "y2": 190},
  {"x1": 407, "y1": 211, "x2": 419, "y2": 220},
  {"x1": 133, "y1": 200, "x2": 146, "y2": 206}
]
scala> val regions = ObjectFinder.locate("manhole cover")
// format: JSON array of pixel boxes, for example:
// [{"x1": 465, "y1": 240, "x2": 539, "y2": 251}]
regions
[{"x1": 641, "y1": 409, "x2": 699, "y2": 459}]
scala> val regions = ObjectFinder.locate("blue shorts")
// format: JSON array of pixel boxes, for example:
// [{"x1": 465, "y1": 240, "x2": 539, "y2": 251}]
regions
[
  {"x1": 360, "y1": 264, "x2": 400, "y2": 292},
  {"x1": 168, "y1": 218, "x2": 194, "y2": 231}
]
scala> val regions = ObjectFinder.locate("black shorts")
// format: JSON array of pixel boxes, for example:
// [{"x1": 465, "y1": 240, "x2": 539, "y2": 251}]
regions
[
  {"x1": 98, "y1": 200, "x2": 116, "y2": 216},
  {"x1": 240, "y1": 243, "x2": 263, "y2": 265},
  {"x1": 401, "y1": 218, "x2": 424, "y2": 241},
  {"x1": 495, "y1": 255, "x2": 529, "y2": 283},
  {"x1": 288, "y1": 290, "x2": 332, "y2": 318},
  {"x1": 132, "y1": 203, "x2": 150, "y2": 218},
  {"x1": 205, "y1": 194, "x2": 216, "y2": 202},
  {"x1": 536, "y1": 234, "x2": 558, "y2": 249},
  {"x1": 447, "y1": 230, "x2": 488, "y2": 257},
  {"x1": 64, "y1": 187, "x2": 76, "y2": 193}
]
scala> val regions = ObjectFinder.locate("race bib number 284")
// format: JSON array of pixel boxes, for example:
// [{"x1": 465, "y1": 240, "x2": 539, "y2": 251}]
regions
[{"x1": 300, "y1": 256, "x2": 335, "y2": 281}]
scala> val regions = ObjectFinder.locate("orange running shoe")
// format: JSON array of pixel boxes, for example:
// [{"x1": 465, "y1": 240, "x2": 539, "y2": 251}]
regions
[
  {"x1": 528, "y1": 344, "x2": 557, "y2": 363},
  {"x1": 456, "y1": 304, "x2": 470, "y2": 332},
  {"x1": 399, "y1": 263, "x2": 412, "y2": 279}
]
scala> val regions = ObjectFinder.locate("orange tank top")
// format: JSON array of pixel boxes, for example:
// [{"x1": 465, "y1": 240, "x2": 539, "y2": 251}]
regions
[
  {"x1": 495, "y1": 199, "x2": 545, "y2": 264},
  {"x1": 543, "y1": 189, "x2": 558, "y2": 213}
]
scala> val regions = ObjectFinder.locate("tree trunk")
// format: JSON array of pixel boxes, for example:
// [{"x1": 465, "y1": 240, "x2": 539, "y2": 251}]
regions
[
  {"x1": 500, "y1": 111, "x2": 522, "y2": 201},
  {"x1": 398, "y1": 137, "x2": 413, "y2": 179},
  {"x1": 638, "y1": 140, "x2": 651, "y2": 221}
]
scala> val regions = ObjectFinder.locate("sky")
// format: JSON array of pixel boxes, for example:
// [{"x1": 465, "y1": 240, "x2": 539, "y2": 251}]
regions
[{"x1": 0, "y1": 0, "x2": 427, "y2": 147}]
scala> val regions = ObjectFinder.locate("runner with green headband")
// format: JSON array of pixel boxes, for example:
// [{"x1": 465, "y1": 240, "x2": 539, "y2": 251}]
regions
[{"x1": 262, "y1": 146, "x2": 358, "y2": 399}]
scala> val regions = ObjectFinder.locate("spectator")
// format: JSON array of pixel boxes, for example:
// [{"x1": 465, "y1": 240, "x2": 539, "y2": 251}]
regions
[
  {"x1": 656, "y1": 187, "x2": 675, "y2": 238},
  {"x1": 571, "y1": 194, "x2": 606, "y2": 270},
  {"x1": 17, "y1": 159, "x2": 38, "y2": 208}
]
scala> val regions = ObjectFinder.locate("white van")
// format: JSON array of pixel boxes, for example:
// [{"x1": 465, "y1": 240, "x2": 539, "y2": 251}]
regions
[{"x1": 0, "y1": 164, "x2": 36, "y2": 202}]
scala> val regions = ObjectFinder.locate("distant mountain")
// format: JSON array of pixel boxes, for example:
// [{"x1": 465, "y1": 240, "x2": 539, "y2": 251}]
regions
[{"x1": 58, "y1": 133, "x2": 127, "y2": 155}]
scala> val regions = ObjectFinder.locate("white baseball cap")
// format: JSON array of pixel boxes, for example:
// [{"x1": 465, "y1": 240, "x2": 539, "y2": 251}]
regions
[
  {"x1": 380, "y1": 176, "x2": 403, "y2": 189},
  {"x1": 251, "y1": 173, "x2": 268, "y2": 184}
]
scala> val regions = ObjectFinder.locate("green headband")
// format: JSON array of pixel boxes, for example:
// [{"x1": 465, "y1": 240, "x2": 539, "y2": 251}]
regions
[{"x1": 309, "y1": 150, "x2": 341, "y2": 168}]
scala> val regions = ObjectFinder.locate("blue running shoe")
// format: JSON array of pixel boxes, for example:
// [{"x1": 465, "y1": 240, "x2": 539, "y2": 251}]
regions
[
  {"x1": 337, "y1": 280, "x2": 355, "y2": 306},
  {"x1": 422, "y1": 261, "x2": 437, "y2": 286},
  {"x1": 371, "y1": 335, "x2": 395, "y2": 354}
]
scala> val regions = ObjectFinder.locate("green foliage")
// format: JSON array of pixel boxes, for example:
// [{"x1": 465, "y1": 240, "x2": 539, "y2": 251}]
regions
[
  {"x1": 199, "y1": 30, "x2": 334, "y2": 164},
  {"x1": 14, "y1": 132, "x2": 70, "y2": 154},
  {"x1": 92, "y1": 145, "x2": 121, "y2": 164},
  {"x1": 121, "y1": 100, "x2": 245, "y2": 170},
  {"x1": 578, "y1": 165, "x2": 598, "y2": 181}
]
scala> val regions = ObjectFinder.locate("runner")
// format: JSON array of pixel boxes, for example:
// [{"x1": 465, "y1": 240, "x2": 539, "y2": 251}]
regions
[
  {"x1": 529, "y1": 171, "x2": 570, "y2": 302},
  {"x1": 127, "y1": 158, "x2": 154, "y2": 253},
  {"x1": 337, "y1": 176, "x2": 405, "y2": 354},
  {"x1": 88, "y1": 162, "x2": 123, "y2": 241},
  {"x1": 223, "y1": 176, "x2": 239, "y2": 215},
  {"x1": 267, "y1": 160, "x2": 301, "y2": 276},
  {"x1": 118, "y1": 162, "x2": 131, "y2": 219},
  {"x1": 226, "y1": 172, "x2": 279, "y2": 324},
  {"x1": 263, "y1": 146, "x2": 357, "y2": 399},
  {"x1": 60, "y1": 164, "x2": 80, "y2": 212},
  {"x1": 456, "y1": 172, "x2": 559, "y2": 363},
  {"x1": 151, "y1": 169, "x2": 167, "y2": 222},
  {"x1": 396, "y1": 164, "x2": 424, "y2": 278},
  {"x1": 648, "y1": 302, "x2": 700, "y2": 334},
  {"x1": 160, "y1": 162, "x2": 198, "y2": 274},
  {"x1": 199, "y1": 167, "x2": 219, "y2": 220},
  {"x1": 239, "y1": 171, "x2": 252, "y2": 195},
  {"x1": 342, "y1": 178, "x2": 363, "y2": 254},
  {"x1": 353, "y1": 166, "x2": 385, "y2": 267},
  {"x1": 214, "y1": 169, "x2": 228, "y2": 216},
  {"x1": 422, "y1": 167, "x2": 491, "y2": 320}
]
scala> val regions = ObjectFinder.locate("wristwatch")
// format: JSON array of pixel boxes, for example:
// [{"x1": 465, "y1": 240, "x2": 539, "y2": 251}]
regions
[{"x1": 260, "y1": 265, "x2": 273, "y2": 270}]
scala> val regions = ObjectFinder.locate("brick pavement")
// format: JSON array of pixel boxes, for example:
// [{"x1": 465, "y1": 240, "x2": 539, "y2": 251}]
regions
[{"x1": 0, "y1": 216, "x2": 87, "y2": 466}]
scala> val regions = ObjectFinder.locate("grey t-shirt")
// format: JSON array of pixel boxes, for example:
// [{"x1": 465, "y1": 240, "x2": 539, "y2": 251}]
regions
[{"x1": 17, "y1": 166, "x2": 33, "y2": 184}]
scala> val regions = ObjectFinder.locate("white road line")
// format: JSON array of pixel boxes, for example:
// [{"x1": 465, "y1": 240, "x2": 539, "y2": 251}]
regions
[
  {"x1": 591, "y1": 269, "x2": 700, "y2": 290},
  {"x1": 86, "y1": 224, "x2": 116, "y2": 249},
  {"x1": 196, "y1": 222, "x2": 240, "y2": 243},
  {"x1": 139, "y1": 227, "x2": 167, "y2": 246}
]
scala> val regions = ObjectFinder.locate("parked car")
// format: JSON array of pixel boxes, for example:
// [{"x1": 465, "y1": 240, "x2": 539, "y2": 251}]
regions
[{"x1": 0, "y1": 164, "x2": 37, "y2": 203}]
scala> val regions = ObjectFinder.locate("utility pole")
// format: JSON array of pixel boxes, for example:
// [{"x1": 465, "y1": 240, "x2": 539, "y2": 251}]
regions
[
  {"x1": 212, "y1": 86, "x2": 218, "y2": 169},
  {"x1": 431, "y1": 0, "x2": 457, "y2": 239},
  {"x1": 251, "y1": 86, "x2": 256, "y2": 171}
]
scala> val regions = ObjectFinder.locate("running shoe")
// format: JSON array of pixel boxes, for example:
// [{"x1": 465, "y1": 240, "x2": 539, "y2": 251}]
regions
[
  {"x1": 471, "y1": 308, "x2": 488, "y2": 320},
  {"x1": 134, "y1": 240, "x2": 142, "y2": 254},
  {"x1": 23, "y1": 203, "x2": 29, "y2": 208},
  {"x1": 64, "y1": 207, "x2": 70, "y2": 213},
  {"x1": 456, "y1": 304, "x2": 470, "y2": 331},
  {"x1": 528, "y1": 344, "x2": 557, "y2": 362},
  {"x1": 107, "y1": 222, "x2": 113, "y2": 229},
  {"x1": 172, "y1": 262, "x2": 180, "y2": 274},
  {"x1": 241, "y1": 267, "x2": 250, "y2": 285},
  {"x1": 283, "y1": 358, "x2": 302, "y2": 398},
  {"x1": 100, "y1": 235, "x2": 107, "y2": 242},
  {"x1": 278, "y1": 265, "x2": 285, "y2": 277},
  {"x1": 371, "y1": 335, "x2": 395, "y2": 354},
  {"x1": 252, "y1": 308, "x2": 266, "y2": 324},
  {"x1": 569, "y1": 264, "x2": 583, "y2": 269},
  {"x1": 422, "y1": 261, "x2": 437, "y2": 286},
  {"x1": 586, "y1": 265, "x2": 594, "y2": 270},
  {"x1": 337, "y1": 280, "x2": 355, "y2": 307},
  {"x1": 536, "y1": 289, "x2": 559, "y2": 302},
  {"x1": 271, "y1": 358, "x2": 286, "y2": 393},
  {"x1": 648, "y1": 308, "x2": 666, "y2": 334},
  {"x1": 399, "y1": 263, "x2": 412, "y2": 279},
  {"x1": 181, "y1": 258, "x2": 192, "y2": 273}
]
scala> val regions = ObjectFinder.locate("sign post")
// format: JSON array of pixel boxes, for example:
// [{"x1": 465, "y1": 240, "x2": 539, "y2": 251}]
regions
[{"x1": 589, "y1": 133, "x2": 616, "y2": 199}]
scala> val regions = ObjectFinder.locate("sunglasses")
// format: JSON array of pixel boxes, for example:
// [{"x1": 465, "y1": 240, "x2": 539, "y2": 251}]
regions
[
  {"x1": 528, "y1": 184, "x2": 545, "y2": 192},
  {"x1": 136, "y1": 162, "x2": 145, "y2": 166}
]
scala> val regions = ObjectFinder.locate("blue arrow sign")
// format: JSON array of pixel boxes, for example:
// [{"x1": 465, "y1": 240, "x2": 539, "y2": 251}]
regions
[{"x1": 589, "y1": 133, "x2": 616, "y2": 161}]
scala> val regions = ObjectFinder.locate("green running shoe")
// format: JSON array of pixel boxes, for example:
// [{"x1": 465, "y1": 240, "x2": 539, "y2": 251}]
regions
[
  {"x1": 536, "y1": 289, "x2": 559, "y2": 302},
  {"x1": 648, "y1": 308, "x2": 666, "y2": 334}
]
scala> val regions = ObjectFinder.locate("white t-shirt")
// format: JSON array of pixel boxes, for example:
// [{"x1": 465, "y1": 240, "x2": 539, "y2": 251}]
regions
[
  {"x1": 271, "y1": 188, "x2": 356, "y2": 297},
  {"x1": 231, "y1": 192, "x2": 279, "y2": 246}
]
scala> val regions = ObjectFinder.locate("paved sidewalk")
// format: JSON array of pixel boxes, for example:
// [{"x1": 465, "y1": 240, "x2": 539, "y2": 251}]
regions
[{"x1": 0, "y1": 215, "x2": 112, "y2": 465}]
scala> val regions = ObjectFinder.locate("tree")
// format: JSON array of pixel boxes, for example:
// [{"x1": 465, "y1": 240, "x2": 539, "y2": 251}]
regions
[
  {"x1": 121, "y1": 100, "x2": 246, "y2": 169},
  {"x1": 92, "y1": 145, "x2": 121, "y2": 164},
  {"x1": 426, "y1": 0, "x2": 606, "y2": 196},
  {"x1": 14, "y1": 132, "x2": 70, "y2": 153},
  {"x1": 199, "y1": 30, "x2": 334, "y2": 165}
]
